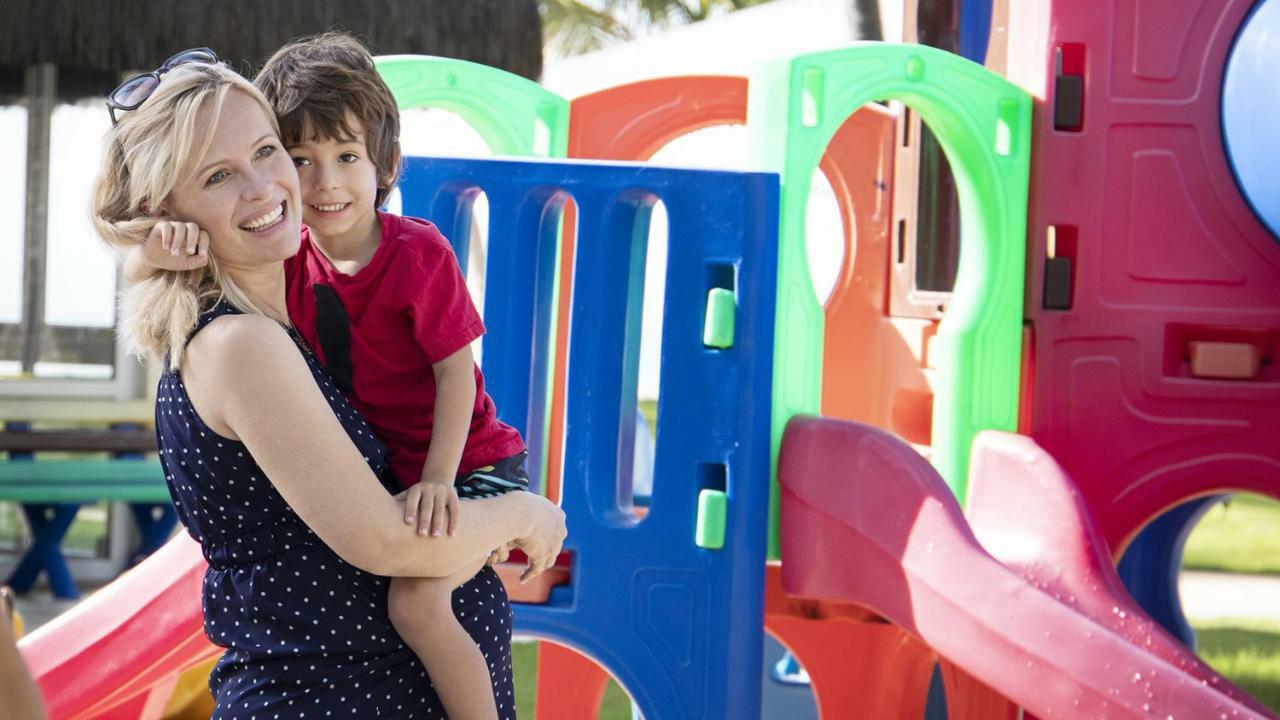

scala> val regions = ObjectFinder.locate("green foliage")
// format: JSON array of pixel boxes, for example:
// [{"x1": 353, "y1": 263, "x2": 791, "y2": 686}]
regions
[
  {"x1": 1183, "y1": 494, "x2": 1280, "y2": 575},
  {"x1": 541, "y1": 0, "x2": 778, "y2": 56}
]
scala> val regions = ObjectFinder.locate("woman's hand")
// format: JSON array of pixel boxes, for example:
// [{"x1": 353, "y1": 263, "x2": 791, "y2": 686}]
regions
[
  {"x1": 511, "y1": 494, "x2": 567, "y2": 583},
  {"x1": 485, "y1": 542, "x2": 514, "y2": 567}
]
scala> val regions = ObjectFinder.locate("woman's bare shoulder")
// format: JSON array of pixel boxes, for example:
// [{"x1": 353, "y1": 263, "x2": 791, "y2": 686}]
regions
[{"x1": 187, "y1": 313, "x2": 296, "y2": 370}]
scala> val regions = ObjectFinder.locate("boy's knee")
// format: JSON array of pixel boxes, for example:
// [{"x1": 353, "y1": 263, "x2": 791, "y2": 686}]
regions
[{"x1": 388, "y1": 577, "x2": 452, "y2": 630}]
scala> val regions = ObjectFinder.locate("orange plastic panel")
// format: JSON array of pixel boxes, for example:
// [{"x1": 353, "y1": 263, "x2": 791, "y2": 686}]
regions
[
  {"x1": 817, "y1": 105, "x2": 931, "y2": 442},
  {"x1": 764, "y1": 564, "x2": 935, "y2": 718}
]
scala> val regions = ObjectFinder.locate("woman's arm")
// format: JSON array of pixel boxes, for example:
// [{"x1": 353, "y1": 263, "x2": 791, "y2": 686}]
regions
[{"x1": 182, "y1": 315, "x2": 563, "y2": 578}]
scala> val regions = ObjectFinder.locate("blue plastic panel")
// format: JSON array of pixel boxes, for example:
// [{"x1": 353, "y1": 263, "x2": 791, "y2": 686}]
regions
[{"x1": 399, "y1": 156, "x2": 779, "y2": 719}]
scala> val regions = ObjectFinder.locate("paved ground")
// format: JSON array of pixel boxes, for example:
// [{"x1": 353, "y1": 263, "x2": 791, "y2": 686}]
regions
[{"x1": 1180, "y1": 570, "x2": 1280, "y2": 622}]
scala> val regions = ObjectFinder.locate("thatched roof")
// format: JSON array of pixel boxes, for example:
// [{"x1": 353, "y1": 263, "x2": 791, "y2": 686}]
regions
[{"x1": 0, "y1": 0, "x2": 544, "y2": 99}]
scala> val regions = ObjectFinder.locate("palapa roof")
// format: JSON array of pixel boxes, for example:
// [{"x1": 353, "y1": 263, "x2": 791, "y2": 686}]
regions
[{"x1": 0, "y1": 0, "x2": 544, "y2": 99}]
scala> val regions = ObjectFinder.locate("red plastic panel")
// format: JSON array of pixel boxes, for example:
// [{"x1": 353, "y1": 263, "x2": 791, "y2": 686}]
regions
[
  {"x1": 533, "y1": 642, "x2": 611, "y2": 718},
  {"x1": 19, "y1": 535, "x2": 219, "y2": 720},
  {"x1": 1010, "y1": 0, "x2": 1280, "y2": 551},
  {"x1": 777, "y1": 416, "x2": 1265, "y2": 719}
]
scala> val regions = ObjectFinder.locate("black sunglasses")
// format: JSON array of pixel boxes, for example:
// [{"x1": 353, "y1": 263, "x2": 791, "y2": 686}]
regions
[{"x1": 107, "y1": 48, "x2": 222, "y2": 126}]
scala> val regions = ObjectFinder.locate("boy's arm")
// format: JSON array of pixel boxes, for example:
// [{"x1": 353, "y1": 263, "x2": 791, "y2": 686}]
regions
[
  {"x1": 121, "y1": 221, "x2": 209, "y2": 283},
  {"x1": 402, "y1": 344, "x2": 477, "y2": 538}
]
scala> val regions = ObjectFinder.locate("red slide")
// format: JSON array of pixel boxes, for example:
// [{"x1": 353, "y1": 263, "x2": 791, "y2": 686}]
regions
[
  {"x1": 963, "y1": 431, "x2": 1274, "y2": 718},
  {"x1": 18, "y1": 534, "x2": 218, "y2": 720},
  {"x1": 778, "y1": 416, "x2": 1267, "y2": 719}
]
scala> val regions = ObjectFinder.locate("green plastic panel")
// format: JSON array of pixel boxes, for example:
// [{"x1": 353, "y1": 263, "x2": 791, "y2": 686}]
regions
[
  {"x1": 703, "y1": 288, "x2": 737, "y2": 349},
  {"x1": 375, "y1": 55, "x2": 569, "y2": 158},
  {"x1": 695, "y1": 489, "x2": 728, "y2": 550},
  {"x1": 749, "y1": 43, "x2": 1032, "y2": 557}
]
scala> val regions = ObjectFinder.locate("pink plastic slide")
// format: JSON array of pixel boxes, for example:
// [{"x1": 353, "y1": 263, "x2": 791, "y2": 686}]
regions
[
  {"x1": 18, "y1": 534, "x2": 218, "y2": 720},
  {"x1": 778, "y1": 416, "x2": 1268, "y2": 719},
  {"x1": 965, "y1": 431, "x2": 1274, "y2": 718}
]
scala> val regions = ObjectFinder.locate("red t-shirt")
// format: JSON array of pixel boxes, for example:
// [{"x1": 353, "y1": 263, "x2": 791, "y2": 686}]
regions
[{"x1": 285, "y1": 211, "x2": 525, "y2": 489}]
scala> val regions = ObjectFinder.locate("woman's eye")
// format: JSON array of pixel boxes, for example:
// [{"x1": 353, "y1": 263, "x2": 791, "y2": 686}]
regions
[
  {"x1": 206, "y1": 170, "x2": 229, "y2": 186},
  {"x1": 257, "y1": 145, "x2": 276, "y2": 159}
]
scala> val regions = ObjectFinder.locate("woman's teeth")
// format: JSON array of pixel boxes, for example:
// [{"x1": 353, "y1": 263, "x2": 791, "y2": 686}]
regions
[{"x1": 241, "y1": 203, "x2": 284, "y2": 231}]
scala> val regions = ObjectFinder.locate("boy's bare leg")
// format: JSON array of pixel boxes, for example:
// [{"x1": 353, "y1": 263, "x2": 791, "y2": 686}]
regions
[{"x1": 389, "y1": 558, "x2": 497, "y2": 720}]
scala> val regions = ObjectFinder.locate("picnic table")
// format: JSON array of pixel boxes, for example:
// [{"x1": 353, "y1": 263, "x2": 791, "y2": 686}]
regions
[{"x1": 0, "y1": 424, "x2": 173, "y2": 599}]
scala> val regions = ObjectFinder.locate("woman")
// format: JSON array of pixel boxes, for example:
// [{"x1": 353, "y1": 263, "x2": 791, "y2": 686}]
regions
[
  {"x1": 92, "y1": 57, "x2": 566, "y2": 717},
  {"x1": 0, "y1": 588, "x2": 46, "y2": 720}
]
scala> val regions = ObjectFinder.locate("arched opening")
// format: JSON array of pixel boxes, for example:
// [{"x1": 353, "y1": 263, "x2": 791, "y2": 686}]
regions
[{"x1": 1179, "y1": 492, "x2": 1280, "y2": 707}]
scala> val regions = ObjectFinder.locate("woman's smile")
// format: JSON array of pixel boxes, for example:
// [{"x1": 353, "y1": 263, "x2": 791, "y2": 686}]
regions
[{"x1": 239, "y1": 200, "x2": 288, "y2": 233}]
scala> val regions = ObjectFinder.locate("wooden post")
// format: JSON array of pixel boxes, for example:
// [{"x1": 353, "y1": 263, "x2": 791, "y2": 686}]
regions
[{"x1": 20, "y1": 63, "x2": 54, "y2": 373}]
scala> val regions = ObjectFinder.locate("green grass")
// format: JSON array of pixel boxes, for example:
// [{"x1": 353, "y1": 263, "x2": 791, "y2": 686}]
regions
[
  {"x1": 1183, "y1": 493, "x2": 1280, "y2": 575},
  {"x1": 1192, "y1": 619, "x2": 1280, "y2": 712},
  {"x1": 513, "y1": 640, "x2": 634, "y2": 719}
]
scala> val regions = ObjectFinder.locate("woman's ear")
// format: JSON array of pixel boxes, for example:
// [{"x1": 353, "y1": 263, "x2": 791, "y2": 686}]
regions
[{"x1": 142, "y1": 198, "x2": 172, "y2": 218}]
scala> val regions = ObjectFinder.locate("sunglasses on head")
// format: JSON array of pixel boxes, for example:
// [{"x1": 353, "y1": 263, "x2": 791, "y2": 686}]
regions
[{"x1": 106, "y1": 47, "x2": 222, "y2": 126}]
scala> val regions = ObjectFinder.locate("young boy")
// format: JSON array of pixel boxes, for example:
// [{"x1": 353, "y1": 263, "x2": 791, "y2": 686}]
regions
[{"x1": 126, "y1": 33, "x2": 530, "y2": 720}]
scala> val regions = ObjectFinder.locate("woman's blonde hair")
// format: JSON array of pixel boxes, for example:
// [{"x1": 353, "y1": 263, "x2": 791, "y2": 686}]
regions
[{"x1": 92, "y1": 62, "x2": 283, "y2": 370}]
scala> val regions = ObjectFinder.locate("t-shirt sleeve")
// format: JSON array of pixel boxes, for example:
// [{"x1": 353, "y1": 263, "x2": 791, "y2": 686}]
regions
[{"x1": 403, "y1": 228, "x2": 485, "y2": 364}]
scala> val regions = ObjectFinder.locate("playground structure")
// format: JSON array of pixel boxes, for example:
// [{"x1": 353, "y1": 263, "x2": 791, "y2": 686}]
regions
[{"x1": 6, "y1": 0, "x2": 1280, "y2": 717}]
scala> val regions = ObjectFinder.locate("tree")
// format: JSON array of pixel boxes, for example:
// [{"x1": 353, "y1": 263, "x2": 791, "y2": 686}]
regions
[{"x1": 541, "y1": 0, "x2": 780, "y2": 56}]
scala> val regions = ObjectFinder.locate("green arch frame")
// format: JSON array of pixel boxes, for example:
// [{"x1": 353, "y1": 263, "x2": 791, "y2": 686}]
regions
[
  {"x1": 375, "y1": 55, "x2": 569, "y2": 157},
  {"x1": 750, "y1": 43, "x2": 1032, "y2": 554}
]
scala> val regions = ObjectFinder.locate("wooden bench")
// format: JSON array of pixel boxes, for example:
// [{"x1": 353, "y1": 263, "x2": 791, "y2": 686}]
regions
[{"x1": 1, "y1": 426, "x2": 172, "y2": 599}]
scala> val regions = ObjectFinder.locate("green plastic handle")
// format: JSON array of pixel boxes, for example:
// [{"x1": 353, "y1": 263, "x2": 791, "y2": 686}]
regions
[
  {"x1": 695, "y1": 489, "x2": 728, "y2": 550},
  {"x1": 703, "y1": 288, "x2": 736, "y2": 349}
]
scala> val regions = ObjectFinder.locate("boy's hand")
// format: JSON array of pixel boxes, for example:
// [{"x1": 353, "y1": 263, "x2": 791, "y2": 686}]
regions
[
  {"x1": 401, "y1": 479, "x2": 459, "y2": 537},
  {"x1": 145, "y1": 220, "x2": 209, "y2": 271}
]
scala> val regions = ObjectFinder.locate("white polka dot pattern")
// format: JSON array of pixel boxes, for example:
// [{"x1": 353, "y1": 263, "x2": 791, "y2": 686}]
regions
[{"x1": 157, "y1": 302, "x2": 516, "y2": 718}]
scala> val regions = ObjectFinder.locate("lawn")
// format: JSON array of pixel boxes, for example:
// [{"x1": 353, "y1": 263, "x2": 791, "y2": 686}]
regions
[
  {"x1": 1192, "y1": 619, "x2": 1280, "y2": 712},
  {"x1": 1182, "y1": 493, "x2": 1280, "y2": 575}
]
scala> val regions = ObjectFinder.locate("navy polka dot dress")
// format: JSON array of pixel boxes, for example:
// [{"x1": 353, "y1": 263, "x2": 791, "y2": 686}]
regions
[{"x1": 156, "y1": 302, "x2": 516, "y2": 719}]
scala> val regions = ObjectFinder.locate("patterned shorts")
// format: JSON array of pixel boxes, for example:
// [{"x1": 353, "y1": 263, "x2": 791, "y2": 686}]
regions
[{"x1": 455, "y1": 451, "x2": 530, "y2": 499}]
